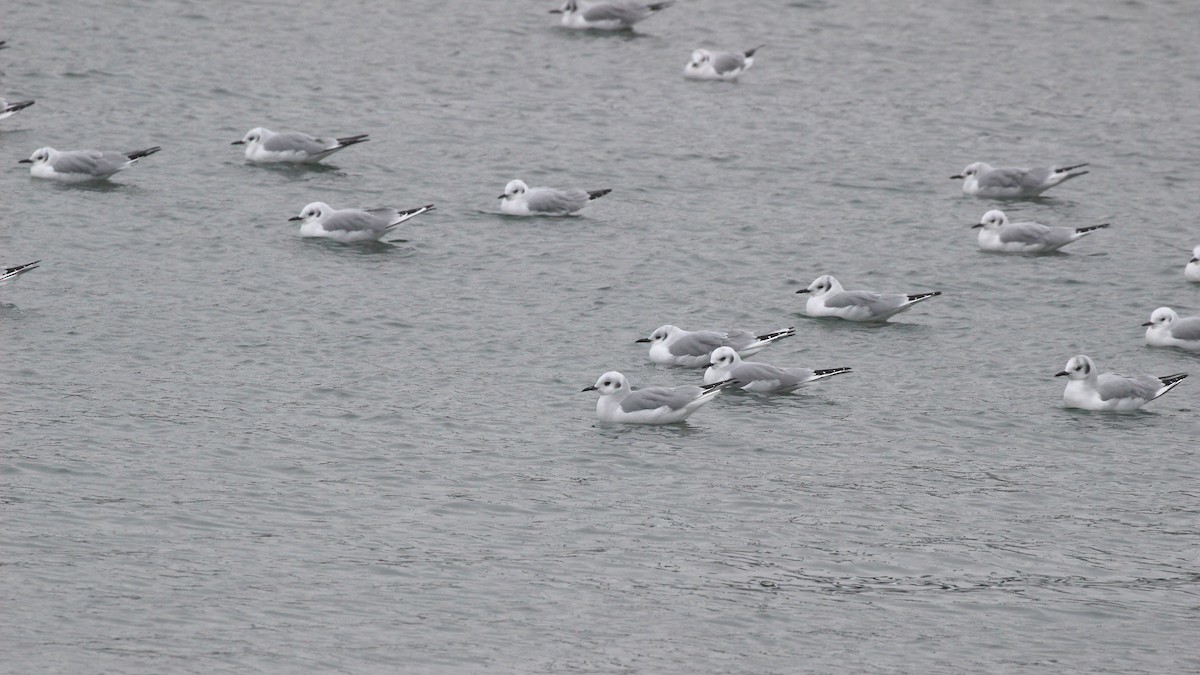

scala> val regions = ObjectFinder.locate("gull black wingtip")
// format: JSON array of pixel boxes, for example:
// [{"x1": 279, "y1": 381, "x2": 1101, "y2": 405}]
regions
[{"x1": 581, "y1": 385, "x2": 597, "y2": 392}]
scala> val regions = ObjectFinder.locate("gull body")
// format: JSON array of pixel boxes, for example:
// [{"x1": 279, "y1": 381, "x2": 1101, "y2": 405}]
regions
[
  {"x1": 952, "y1": 161, "x2": 1089, "y2": 198},
  {"x1": 704, "y1": 346, "x2": 850, "y2": 394},
  {"x1": 972, "y1": 210, "x2": 1109, "y2": 253},
  {"x1": 19, "y1": 146, "x2": 161, "y2": 182},
  {"x1": 550, "y1": 0, "x2": 674, "y2": 30},
  {"x1": 1142, "y1": 307, "x2": 1200, "y2": 352},
  {"x1": 797, "y1": 275, "x2": 940, "y2": 322},
  {"x1": 1056, "y1": 355, "x2": 1186, "y2": 411},
  {"x1": 232, "y1": 127, "x2": 368, "y2": 164},
  {"x1": 289, "y1": 202, "x2": 434, "y2": 243},
  {"x1": 637, "y1": 324, "x2": 795, "y2": 368},
  {"x1": 498, "y1": 179, "x2": 610, "y2": 216},
  {"x1": 583, "y1": 371, "x2": 729, "y2": 424},
  {"x1": 684, "y1": 46, "x2": 761, "y2": 81}
]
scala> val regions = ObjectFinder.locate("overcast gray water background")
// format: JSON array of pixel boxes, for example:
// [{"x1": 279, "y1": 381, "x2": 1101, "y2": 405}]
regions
[{"x1": 3, "y1": 0, "x2": 1200, "y2": 672}]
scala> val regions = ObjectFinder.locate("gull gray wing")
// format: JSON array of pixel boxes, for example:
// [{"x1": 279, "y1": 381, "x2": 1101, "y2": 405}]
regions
[
  {"x1": 729, "y1": 362, "x2": 791, "y2": 385},
  {"x1": 1170, "y1": 316, "x2": 1200, "y2": 341},
  {"x1": 1095, "y1": 373, "x2": 1160, "y2": 402},
  {"x1": 824, "y1": 290, "x2": 906, "y2": 314},
  {"x1": 262, "y1": 132, "x2": 327, "y2": 154},
  {"x1": 321, "y1": 210, "x2": 389, "y2": 233},
  {"x1": 582, "y1": 2, "x2": 650, "y2": 23},
  {"x1": 53, "y1": 151, "x2": 118, "y2": 175},
  {"x1": 620, "y1": 385, "x2": 701, "y2": 413},
  {"x1": 977, "y1": 167, "x2": 1036, "y2": 189},
  {"x1": 997, "y1": 221, "x2": 1060, "y2": 245},
  {"x1": 668, "y1": 331, "x2": 726, "y2": 357},
  {"x1": 524, "y1": 187, "x2": 589, "y2": 214},
  {"x1": 710, "y1": 51, "x2": 747, "y2": 74}
]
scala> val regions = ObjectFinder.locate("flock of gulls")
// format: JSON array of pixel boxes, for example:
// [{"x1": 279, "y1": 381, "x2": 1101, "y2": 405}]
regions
[{"x1": 3, "y1": 7, "x2": 1199, "y2": 423}]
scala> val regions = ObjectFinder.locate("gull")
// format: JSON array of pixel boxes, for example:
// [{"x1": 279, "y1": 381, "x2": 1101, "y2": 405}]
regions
[
  {"x1": 288, "y1": 202, "x2": 434, "y2": 243},
  {"x1": 951, "y1": 161, "x2": 1089, "y2": 198},
  {"x1": 797, "y1": 275, "x2": 940, "y2": 322},
  {"x1": 498, "y1": 179, "x2": 610, "y2": 216},
  {"x1": 19, "y1": 146, "x2": 161, "y2": 182},
  {"x1": 232, "y1": 127, "x2": 368, "y2": 164},
  {"x1": 1056, "y1": 355, "x2": 1186, "y2": 411},
  {"x1": 704, "y1": 346, "x2": 850, "y2": 394},
  {"x1": 684, "y1": 46, "x2": 761, "y2": 81},
  {"x1": 0, "y1": 260, "x2": 39, "y2": 287},
  {"x1": 583, "y1": 371, "x2": 730, "y2": 424},
  {"x1": 972, "y1": 209, "x2": 1109, "y2": 253},
  {"x1": 637, "y1": 324, "x2": 795, "y2": 367},
  {"x1": 1186, "y1": 246, "x2": 1200, "y2": 283},
  {"x1": 550, "y1": 0, "x2": 674, "y2": 30},
  {"x1": 0, "y1": 98, "x2": 34, "y2": 121},
  {"x1": 1142, "y1": 307, "x2": 1200, "y2": 352}
]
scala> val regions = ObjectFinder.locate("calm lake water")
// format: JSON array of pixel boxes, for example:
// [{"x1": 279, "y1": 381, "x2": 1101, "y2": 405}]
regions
[{"x1": 3, "y1": 0, "x2": 1199, "y2": 672}]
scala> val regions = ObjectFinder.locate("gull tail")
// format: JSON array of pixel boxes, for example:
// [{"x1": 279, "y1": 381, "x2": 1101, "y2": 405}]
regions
[
  {"x1": 587, "y1": 189, "x2": 612, "y2": 201},
  {"x1": 647, "y1": 1, "x2": 674, "y2": 11},
  {"x1": 1074, "y1": 223, "x2": 1110, "y2": 236},
  {"x1": 388, "y1": 204, "x2": 436, "y2": 229},
  {"x1": 125, "y1": 146, "x2": 162, "y2": 161},
  {"x1": 905, "y1": 291, "x2": 941, "y2": 303},
  {"x1": 811, "y1": 367, "x2": 852, "y2": 381},
  {"x1": 1153, "y1": 373, "x2": 1188, "y2": 400},
  {"x1": 1, "y1": 260, "x2": 40, "y2": 282},
  {"x1": 1055, "y1": 163, "x2": 1089, "y2": 174},
  {"x1": 335, "y1": 134, "x2": 370, "y2": 148},
  {"x1": 744, "y1": 45, "x2": 765, "y2": 58},
  {"x1": 2, "y1": 100, "x2": 35, "y2": 113},
  {"x1": 754, "y1": 327, "x2": 796, "y2": 344}
]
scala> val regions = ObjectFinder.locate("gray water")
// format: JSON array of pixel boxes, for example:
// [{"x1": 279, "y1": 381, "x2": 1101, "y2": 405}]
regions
[{"x1": 3, "y1": 0, "x2": 1199, "y2": 672}]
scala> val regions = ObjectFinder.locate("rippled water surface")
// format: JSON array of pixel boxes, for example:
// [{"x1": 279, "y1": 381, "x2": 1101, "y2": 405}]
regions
[{"x1": 3, "y1": 0, "x2": 1200, "y2": 672}]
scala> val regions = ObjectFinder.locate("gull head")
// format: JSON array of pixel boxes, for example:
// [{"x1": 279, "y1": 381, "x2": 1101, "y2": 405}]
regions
[
  {"x1": 637, "y1": 324, "x2": 679, "y2": 345},
  {"x1": 290, "y1": 202, "x2": 331, "y2": 223},
  {"x1": 1142, "y1": 307, "x2": 1179, "y2": 328},
  {"x1": 951, "y1": 161, "x2": 987, "y2": 180},
  {"x1": 19, "y1": 147, "x2": 53, "y2": 165},
  {"x1": 1055, "y1": 355, "x2": 1095, "y2": 380},
  {"x1": 797, "y1": 274, "x2": 840, "y2": 298},
  {"x1": 709, "y1": 346, "x2": 741, "y2": 369},
  {"x1": 500, "y1": 179, "x2": 528, "y2": 200},
  {"x1": 233, "y1": 127, "x2": 266, "y2": 146},
  {"x1": 583, "y1": 371, "x2": 627, "y2": 395},
  {"x1": 973, "y1": 209, "x2": 1008, "y2": 229}
]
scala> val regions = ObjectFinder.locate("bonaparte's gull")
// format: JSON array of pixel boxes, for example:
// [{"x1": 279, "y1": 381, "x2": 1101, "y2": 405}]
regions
[
  {"x1": 1186, "y1": 246, "x2": 1200, "y2": 283},
  {"x1": 0, "y1": 260, "x2": 39, "y2": 287},
  {"x1": 19, "y1": 146, "x2": 161, "y2": 182},
  {"x1": 0, "y1": 98, "x2": 34, "y2": 121},
  {"x1": 288, "y1": 202, "x2": 435, "y2": 243},
  {"x1": 684, "y1": 46, "x2": 761, "y2": 81},
  {"x1": 797, "y1": 275, "x2": 940, "y2": 322},
  {"x1": 498, "y1": 179, "x2": 610, "y2": 216},
  {"x1": 952, "y1": 162, "x2": 1089, "y2": 198},
  {"x1": 704, "y1": 346, "x2": 850, "y2": 394},
  {"x1": 972, "y1": 210, "x2": 1109, "y2": 253},
  {"x1": 550, "y1": 0, "x2": 673, "y2": 30},
  {"x1": 583, "y1": 371, "x2": 730, "y2": 424},
  {"x1": 1056, "y1": 355, "x2": 1186, "y2": 411},
  {"x1": 637, "y1": 324, "x2": 795, "y2": 367},
  {"x1": 232, "y1": 127, "x2": 368, "y2": 164},
  {"x1": 1142, "y1": 307, "x2": 1200, "y2": 352}
]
